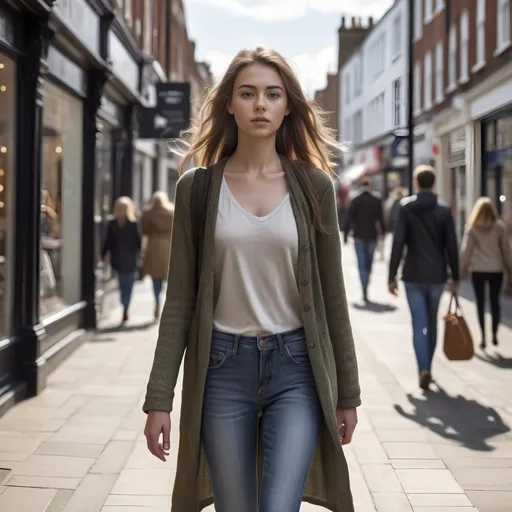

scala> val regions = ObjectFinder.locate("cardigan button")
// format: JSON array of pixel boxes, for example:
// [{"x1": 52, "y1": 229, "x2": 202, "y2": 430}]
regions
[
  {"x1": 309, "y1": 343, "x2": 316, "y2": 349},
  {"x1": 304, "y1": 304, "x2": 311, "y2": 312},
  {"x1": 301, "y1": 279, "x2": 308, "y2": 286},
  {"x1": 301, "y1": 244, "x2": 308, "y2": 252}
]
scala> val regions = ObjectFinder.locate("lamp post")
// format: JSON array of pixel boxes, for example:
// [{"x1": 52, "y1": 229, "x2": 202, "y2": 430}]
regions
[{"x1": 406, "y1": 0, "x2": 415, "y2": 193}]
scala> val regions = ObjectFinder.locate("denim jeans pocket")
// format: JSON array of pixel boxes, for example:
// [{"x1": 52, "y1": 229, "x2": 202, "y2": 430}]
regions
[
  {"x1": 208, "y1": 342, "x2": 232, "y2": 370},
  {"x1": 284, "y1": 339, "x2": 310, "y2": 366}
]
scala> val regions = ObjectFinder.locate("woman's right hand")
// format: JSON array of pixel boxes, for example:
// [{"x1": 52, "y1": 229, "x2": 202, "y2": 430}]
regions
[{"x1": 144, "y1": 411, "x2": 171, "y2": 462}]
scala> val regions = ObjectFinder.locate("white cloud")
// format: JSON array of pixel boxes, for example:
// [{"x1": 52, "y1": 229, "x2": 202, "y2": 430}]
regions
[
  {"x1": 204, "y1": 45, "x2": 337, "y2": 98},
  {"x1": 188, "y1": 0, "x2": 391, "y2": 21}
]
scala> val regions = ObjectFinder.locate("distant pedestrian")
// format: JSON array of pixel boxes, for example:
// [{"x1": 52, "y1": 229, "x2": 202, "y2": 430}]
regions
[
  {"x1": 101, "y1": 196, "x2": 141, "y2": 325},
  {"x1": 143, "y1": 47, "x2": 360, "y2": 512},
  {"x1": 388, "y1": 165, "x2": 459, "y2": 391},
  {"x1": 343, "y1": 176, "x2": 384, "y2": 302},
  {"x1": 141, "y1": 192, "x2": 174, "y2": 320},
  {"x1": 461, "y1": 197, "x2": 512, "y2": 349}
]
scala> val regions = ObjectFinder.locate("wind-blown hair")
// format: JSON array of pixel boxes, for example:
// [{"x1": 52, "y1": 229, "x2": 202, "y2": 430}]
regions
[{"x1": 174, "y1": 47, "x2": 345, "y2": 230}]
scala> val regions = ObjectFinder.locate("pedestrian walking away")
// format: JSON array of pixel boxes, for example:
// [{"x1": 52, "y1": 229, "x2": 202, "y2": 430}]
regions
[
  {"x1": 101, "y1": 196, "x2": 141, "y2": 325},
  {"x1": 388, "y1": 165, "x2": 460, "y2": 391},
  {"x1": 141, "y1": 191, "x2": 174, "y2": 320},
  {"x1": 142, "y1": 47, "x2": 361, "y2": 512},
  {"x1": 343, "y1": 176, "x2": 384, "y2": 302},
  {"x1": 461, "y1": 196, "x2": 512, "y2": 349}
]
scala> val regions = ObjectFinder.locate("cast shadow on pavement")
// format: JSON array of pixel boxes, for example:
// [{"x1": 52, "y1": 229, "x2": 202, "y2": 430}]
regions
[
  {"x1": 351, "y1": 300, "x2": 397, "y2": 313},
  {"x1": 93, "y1": 321, "x2": 155, "y2": 341},
  {"x1": 394, "y1": 386, "x2": 510, "y2": 452},
  {"x1": 475, "y1": 351, "x2": 512, "y2": 369}
]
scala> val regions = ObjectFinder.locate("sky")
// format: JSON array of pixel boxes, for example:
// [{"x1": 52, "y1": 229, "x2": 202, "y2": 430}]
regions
[{"x1": 184, "y1": 0, "x2": 394, "y2": 97}]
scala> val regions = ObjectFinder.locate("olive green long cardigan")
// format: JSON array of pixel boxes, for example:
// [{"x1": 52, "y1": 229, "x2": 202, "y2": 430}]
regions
[{"x1": 143, "y1": 156, "x2": 361, "y2": 512}]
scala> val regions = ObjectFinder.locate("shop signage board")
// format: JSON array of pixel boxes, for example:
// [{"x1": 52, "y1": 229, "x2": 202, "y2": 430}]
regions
[
  {"x1": 391, "y1": 129, "x2": 410, "y2": 158},
  {"x1": 138, "y1": 82, "x2": 190, "y2": 139}
]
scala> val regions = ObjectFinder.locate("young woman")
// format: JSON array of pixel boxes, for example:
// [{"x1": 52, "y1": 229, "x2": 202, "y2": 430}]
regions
[
  {"x1": 143, "y1": 47, "x2": 361, "y2": 512},
  {"x1": 141, "y1": 191, "x2": 174, "y2": 320},
  {"x1": 461, "y1": 197, "x2": 512, "y2": 349},
  {"x1": 101, "y1": 196, "x2": 141, "y2": 324}
]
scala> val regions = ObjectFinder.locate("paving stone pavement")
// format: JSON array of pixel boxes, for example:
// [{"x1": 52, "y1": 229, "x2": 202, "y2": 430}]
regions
[{"x1": 0, "y1": 239, "x2": 512, "y2": 511}]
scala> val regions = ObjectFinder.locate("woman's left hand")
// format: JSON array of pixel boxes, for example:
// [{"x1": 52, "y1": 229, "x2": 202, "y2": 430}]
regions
[{"x1": 336, "y1": 407, "x2": 358, "y2": 445}]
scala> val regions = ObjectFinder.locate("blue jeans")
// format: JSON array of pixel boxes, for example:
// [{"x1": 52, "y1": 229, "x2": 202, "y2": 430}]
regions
[
  {"x1": 354, "y1": 238, "x2": 377, "y2": 297},
  {"x1": 152, "y1": 278, "x2": 163, "y2": 303},
  {"x1": 202, "y1": 328, "x2": 322, "y2": 512},
  {"x1": 118, "y1": 272, "x2": 135, "y2": 311},
  {"x1": 404, "y1": 282, "x2": 445, "y2": 374}
]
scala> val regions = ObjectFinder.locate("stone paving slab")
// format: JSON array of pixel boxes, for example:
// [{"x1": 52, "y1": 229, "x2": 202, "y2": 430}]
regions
[{"x1": 0, "y1": 244, "x2": 511, "y2": 511}]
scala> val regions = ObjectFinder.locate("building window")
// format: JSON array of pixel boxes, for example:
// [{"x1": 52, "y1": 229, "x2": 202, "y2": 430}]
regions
[
  {"x1": 393, "y1": 78, "x2": 402, "y2": 127},
  {"x1": 353, "y1": 110, "x2": 363, "y2": 144},
  {"x1": 497, "y1": 0, "x2": 511, "y2": 51},
  {"x1": 414, "y1": 0, "x2": 423, "y2": 40},
  {"x1": 476, "y1": 0, "x2": 486, "y2": 67},
  {"x1": 125, "y1": 0, "x2": 132, "y2": 25},
  {"x1": 393, "y1": 14, "x2": 402, "y2": 57},
  {"x1": 344, "y1": 74, "x2": 350, "y2": 105},
  {"x1": 40, "y1": 82, "x2": 84, "y2": 317},
  {"x1": 414, "y1": 61, "x2": 421, "y2": 114},
  {"x1": 448, "y1": 24, "x2": 457, "y2": 89},
  {"x1": 424, "y1": 52, "x2": 432, "y2": 110},
  {"x1": 143, "y1": 0, "x2": 153, "y2": 54},
  {"x1": 460, "y1": 10, "x2": 469, "y2": 82},
  {"x1": 425, "y1": 0, "x2": 433, "y2": 22},
  {"x1": 435, "y1": 41, "x2": 444, "y2": 102},
  {"x1": 0, "y1": 53, "x2": 15, "y2": 336}
]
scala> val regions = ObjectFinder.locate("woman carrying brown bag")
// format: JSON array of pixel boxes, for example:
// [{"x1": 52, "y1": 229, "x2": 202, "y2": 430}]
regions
[
  {"x1": 461, "y1": 197, "x2": 512, "y2": 349},
  {"x1": 141, "y1": 192, "x2": 174, "y2": 320}
]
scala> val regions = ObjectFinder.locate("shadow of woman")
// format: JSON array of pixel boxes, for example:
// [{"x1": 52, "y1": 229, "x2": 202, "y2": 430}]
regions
[
  {"x1": 394, "y1": 386, "x2": 510, "y2": 452},
  {"x1": 475, "y1": 351, "x2": 512, "y2": 369}
]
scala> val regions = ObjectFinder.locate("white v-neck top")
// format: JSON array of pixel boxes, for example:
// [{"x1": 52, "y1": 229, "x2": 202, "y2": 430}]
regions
[{"x1": 212, "y1": 176, "x2": 303, "y2": 336}]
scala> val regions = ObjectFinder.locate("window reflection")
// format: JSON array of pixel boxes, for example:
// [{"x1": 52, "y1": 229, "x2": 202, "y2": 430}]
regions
[
  {"x1": 40, "y1": 82, "x2": 83, "y2": 317},
  {"x1": 0, "y1": 53, "x2": 14, "y2": 336}
]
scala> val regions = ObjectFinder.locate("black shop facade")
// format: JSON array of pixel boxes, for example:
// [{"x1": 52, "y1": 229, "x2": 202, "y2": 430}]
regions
[{"x1": 0, "y1": 0, "x2": 146, "y2": 415}]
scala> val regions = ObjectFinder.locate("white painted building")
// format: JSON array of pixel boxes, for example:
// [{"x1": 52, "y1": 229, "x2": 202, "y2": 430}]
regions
[{"x1": 339, "y1": 0, "x2": 408, "y2": 196}]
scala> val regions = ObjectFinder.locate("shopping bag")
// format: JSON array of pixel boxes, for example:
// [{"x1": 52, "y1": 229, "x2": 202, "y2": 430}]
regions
[{"x1": 443, "y1": 293, "x2": 474, "y2": 361}]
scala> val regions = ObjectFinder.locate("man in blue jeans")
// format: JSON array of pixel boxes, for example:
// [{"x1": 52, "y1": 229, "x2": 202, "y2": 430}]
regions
[
  {"x1": 388, "y1": 165, "x2": 459, "y2": 390},
  {"x1": 344, "y1": 177, "x2": 384, "y2": 302}
]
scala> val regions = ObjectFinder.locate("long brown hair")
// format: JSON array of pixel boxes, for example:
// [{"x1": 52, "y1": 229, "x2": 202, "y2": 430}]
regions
[
  {"x1": 468, "y1": 196, "x2": 499, "y2": 230},
  {"x1": 174, "y1": 47, "x2": 344, "y2": 229}
]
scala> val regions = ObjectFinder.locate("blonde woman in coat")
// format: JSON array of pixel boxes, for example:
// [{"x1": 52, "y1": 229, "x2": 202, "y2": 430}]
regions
[
  {"x1": 461, "y1": 197, "x2": 512, "y2": 349},
  {"x1": 141, "y1": 192, "x2": 174, "y2": 319}
]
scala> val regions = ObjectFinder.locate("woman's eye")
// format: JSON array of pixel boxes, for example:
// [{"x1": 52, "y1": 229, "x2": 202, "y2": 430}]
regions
[
  {"x1": 269, "y1": 93, "x2": 280, "y2": 99},
  {"x1": 241, "y1": 92, "x2": 253, "y2": 98}
]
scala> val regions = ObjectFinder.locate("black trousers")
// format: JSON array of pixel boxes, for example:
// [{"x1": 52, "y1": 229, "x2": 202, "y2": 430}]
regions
[{"x1": 471, "y1": 272, "x2": 504, "y2": 339}]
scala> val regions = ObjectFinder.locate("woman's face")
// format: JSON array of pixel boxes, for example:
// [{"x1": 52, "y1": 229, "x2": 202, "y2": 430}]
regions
[{"x1": 228, "y1": 63, "x2": 290, "y2": 139}]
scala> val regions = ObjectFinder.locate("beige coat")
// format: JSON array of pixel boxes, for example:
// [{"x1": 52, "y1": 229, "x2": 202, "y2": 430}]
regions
[
  {"x1": 141, "y1": 205, "x2": 174, "y2": 280},
  {"x1": 143, "y1": 157, "x2": 361, "y2": 512},
  {"x1": 461, "y1": 220, "x2": 512, "y2": 277}
]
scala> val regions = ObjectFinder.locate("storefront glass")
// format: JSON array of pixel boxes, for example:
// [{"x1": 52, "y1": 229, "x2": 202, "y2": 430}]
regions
[
  {"x1": 497, "y1": 116, "x2": 512, "y2": 233},
  {"x1": 0, "y1": 53, "x2": 15, "y2": 336},
  {"x1": 40, "y1": 82, "x2": 83, "y2": 317}
]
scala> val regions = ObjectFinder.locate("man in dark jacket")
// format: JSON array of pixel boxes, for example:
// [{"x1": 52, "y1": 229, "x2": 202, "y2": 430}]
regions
[
  {"x1": 388, "y1": 165, "x2": 459, "y2": 390},
  {"x1": 344, "y1": 176, "x2": 384, "y2": 302}
]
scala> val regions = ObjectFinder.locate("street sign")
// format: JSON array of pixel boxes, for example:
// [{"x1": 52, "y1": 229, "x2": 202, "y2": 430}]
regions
[
  {"x1": 138, "y1": 82, "x2": 191, "y2": 139},
  {"x1": 391, "y1": 131, "x2": 410, "y2": 158}
]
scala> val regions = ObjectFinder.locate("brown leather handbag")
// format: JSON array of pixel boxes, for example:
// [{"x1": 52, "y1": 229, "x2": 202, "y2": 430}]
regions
[{"x1": 443, "y1": 293, "x2": 474, "y2": 361}]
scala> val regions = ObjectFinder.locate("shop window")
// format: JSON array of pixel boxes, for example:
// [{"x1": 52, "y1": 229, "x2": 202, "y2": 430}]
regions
[
  {"x1": 0, "y1": 54, "x2": 15, "y2": 336},
  {"x1": 40, "y1": 82, "x2": 83, "y2": 317}
]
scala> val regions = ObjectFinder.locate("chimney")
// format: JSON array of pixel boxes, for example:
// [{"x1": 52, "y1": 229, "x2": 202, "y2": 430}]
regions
[
  {"x1": 341, "y1": 16, "x2": 346, "y2": 28},
  {"x1": 369, "y1": 16, "x2": 374, "y2": 27},
  {"x1": 351, "y1": 16, "x2": 356, "y2": 27}
]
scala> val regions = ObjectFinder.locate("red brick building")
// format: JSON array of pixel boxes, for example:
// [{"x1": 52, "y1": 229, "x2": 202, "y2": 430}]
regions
[{"x1": 411, "y1": 0, "x2": 512, "y2": 238}]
